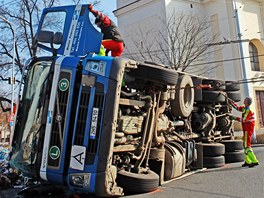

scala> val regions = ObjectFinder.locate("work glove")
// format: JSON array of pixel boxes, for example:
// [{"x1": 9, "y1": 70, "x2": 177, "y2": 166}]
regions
[
  {"x1": 229, "y1": 116, "x2": 237, "y2": 121},
  {"x1": 228, "y1": 98, "x2": 233, "y2": 104},
  {"x1": 88, "y1": 4, "x2": 97, "y2": 16},
  {"x1": 88, "y1": 4, "x2": 96, "y2": 13},
  {"x1": 228, "y1": 98, "x2": 237, "y2": 107},
  {"x1": 88, "y1": 4, "x2": 93, "y2": 11}
]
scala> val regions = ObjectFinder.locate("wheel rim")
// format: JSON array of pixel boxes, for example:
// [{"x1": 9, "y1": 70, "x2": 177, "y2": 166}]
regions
[{"x1": 184, "y1": 84, "x2": 192, "y2": 108}]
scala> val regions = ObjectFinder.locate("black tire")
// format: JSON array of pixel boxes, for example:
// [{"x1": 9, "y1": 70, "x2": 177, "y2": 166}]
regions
[
  {"x1": 171, "y1": 75, "x2": 194, "y2": 117},
  {"x1": 224, "y1": 150, "x2": 244, "y2": 163},
  {"x1": 129, "y1": 63, "x2": 179, "y2": 85},
  {"x1": 202, "y1": 90, "x2": 225, "y2": 103},
  {"x1": 116, "y1": 170, "x2": 159, "y2": 193},
  {"x1": 203, "y1": 156, "x2": 225, "y2": 168},
  {"x1": 202, "y1": 143, "x2": 225, "y2": 156},
  {"x1": 221, "y1": 140, "x2": 243, "y2": 152},
  {"x1": 225, "y1": 81, "x2": 240, "y2": 91},
  {"x1": 202, "y1": 79, "x2": 225, "y2": 91},
  {"x1": 226, "y1": 91, "x2": 241, "y2": 102}
]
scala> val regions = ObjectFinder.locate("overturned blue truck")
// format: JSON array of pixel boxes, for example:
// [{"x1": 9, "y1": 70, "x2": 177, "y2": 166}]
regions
[{"x1": 4, "y1": 4, "x2": 243, "y2": 197}]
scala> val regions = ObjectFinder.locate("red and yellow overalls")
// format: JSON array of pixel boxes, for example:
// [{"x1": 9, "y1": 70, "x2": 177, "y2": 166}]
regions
[
  {"x1": 233, "y1": 104, "x2": 259, "y2": 165},
  {"x1": 90, "y1": 10, "x2": 124, "y2": 57}
]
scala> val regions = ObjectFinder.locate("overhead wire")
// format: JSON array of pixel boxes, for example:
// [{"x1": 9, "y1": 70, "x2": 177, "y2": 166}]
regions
[
  {"x1": 125, "y1": 0, "x2": 264, "y2": 76},
  {"x1": 201, "y1": 1, "x2": 264, "y2": 75}
]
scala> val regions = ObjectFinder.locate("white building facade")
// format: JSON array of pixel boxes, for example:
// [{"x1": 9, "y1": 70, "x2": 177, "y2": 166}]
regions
[{"x1": 114, "y1": 0, "x2": 264, "y2": 130}]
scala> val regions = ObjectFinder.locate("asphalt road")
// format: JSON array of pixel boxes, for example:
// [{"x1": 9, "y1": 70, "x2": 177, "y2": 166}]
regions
[
  {"x1": 128, "y1": 146, "x2": 264, "y2": 198},
  {"x1": 1, "y1": 146, "x2": 263, "y2": 198}
]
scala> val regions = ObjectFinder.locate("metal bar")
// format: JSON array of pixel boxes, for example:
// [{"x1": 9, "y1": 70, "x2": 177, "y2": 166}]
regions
[
  {"x1": 232, "y1": 0, "x2": 249, "y2": 96},
  {"x1": 119, "y1": 98, "x2": 146, "y2": 107}
]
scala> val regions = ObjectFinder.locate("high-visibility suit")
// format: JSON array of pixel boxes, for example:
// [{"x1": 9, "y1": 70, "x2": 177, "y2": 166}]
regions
[{"x1": 232, "y1": 103, "x2": 259, "y2": 165}]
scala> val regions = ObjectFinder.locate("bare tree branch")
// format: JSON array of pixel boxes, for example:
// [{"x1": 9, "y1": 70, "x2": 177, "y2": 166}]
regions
[
  {"x1": 0, "y1": 0, "x2": 101, "y2": 98},
  {"x1": 125, "y1": 12, "x2": 220, "y2": 73}
]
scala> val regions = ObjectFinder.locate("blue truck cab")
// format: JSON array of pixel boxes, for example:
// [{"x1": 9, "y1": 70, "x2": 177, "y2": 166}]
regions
[{"x1": 10, "y1": 4, "x2": 127, "y2": 196}]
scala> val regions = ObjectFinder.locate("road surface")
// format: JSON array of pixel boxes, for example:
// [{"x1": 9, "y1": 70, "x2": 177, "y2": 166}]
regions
[
  {"x1": 128, "y1": 146, "x2": 264, "y2": 198},
  {"x1": 1, "y1": 146, "x2": 263, "y2": 198}
]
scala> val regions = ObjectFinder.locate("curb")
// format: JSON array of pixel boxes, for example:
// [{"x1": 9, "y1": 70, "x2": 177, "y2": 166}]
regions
[
  {"x1": 252, "y1": 144, "x2": 264, "y2": 147},
  {"x1": 161, "y1": 168, "x2": 207, "y2": 185}
]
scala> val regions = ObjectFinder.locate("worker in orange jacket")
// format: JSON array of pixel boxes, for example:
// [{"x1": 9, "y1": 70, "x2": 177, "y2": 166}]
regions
[
  {"x1": 88, "y1": 4, "x2": 124, "y2": 57},
  {"x1": 229, "y1": 97, "x2": 259, "y2": 167}
]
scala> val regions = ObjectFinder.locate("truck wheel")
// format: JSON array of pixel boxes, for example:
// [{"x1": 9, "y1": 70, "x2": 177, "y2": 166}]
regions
[
  {"x1": 224, "y1": 151, "x2": 244, "y2": 163},
  {"x1": 202, "y1": 79, "x2": 225, "y2": 91},
  {"x1": 116, "y1": 170, "x2": 159, "y2": 193},
  {"x1": 226, "y1": 91, "x2": 241, "y2": 102},
  {"x1": 128, "y1": 63, "x2": 179, "y2": 85},
  {"x1": 203, "y1": 156, "x2": 225, "y2": 168},
  {"x1": 202, "y1": 90, "x2": 225, "y2": 103},
  {"x1": 171, "y1": 75, "x2": 194, "y2": 117},
  {"x1": 225, "y1": 81, "x2": 240, "y2": 91},
  {"x1": 221, "y1": 140, "x2": 243, "y2": 152},
  {"x1": 202, "y1": 143, "x2": 225, "y2": 156}
]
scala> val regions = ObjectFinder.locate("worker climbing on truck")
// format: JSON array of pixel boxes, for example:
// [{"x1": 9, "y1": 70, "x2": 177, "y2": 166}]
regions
[
  {"x1": 229, "y1": 96, "x2": 259, "y2": 167},
  {"x1": 88, "y1": 4, "x2": 124, "y2": 57}
]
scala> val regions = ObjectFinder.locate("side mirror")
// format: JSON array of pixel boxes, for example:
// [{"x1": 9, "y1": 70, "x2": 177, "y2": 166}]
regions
[
  {"x1": 32, "y1": 30, "x2": 63, "y2": 56},
  {"x1": 36, "y1": 30, "x2": 54, "y2": 43},
  {"x1": 32, "y1": 30, "x2": 55, "y2": 56},
  {"x1": 53, "y1": 32, "x2": 63, "y2": 45}
]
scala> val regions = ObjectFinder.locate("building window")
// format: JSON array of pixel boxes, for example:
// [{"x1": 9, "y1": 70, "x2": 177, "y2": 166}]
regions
[{"x1": 249, "y1": 42, "x2": 260, "y2": 71}]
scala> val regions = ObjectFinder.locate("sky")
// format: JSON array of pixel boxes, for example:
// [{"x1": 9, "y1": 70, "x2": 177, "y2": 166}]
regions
[
  {"x1": 64, "y1": 0, "x2": 117, "y2": 22},
  {"x1": 96, "y1": 0, "x2": 117, "y2": 20}
]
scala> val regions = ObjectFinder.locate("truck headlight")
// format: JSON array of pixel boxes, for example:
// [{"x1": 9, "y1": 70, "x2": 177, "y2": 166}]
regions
[
  {"x1": 70, "y1": 174, "x2": 91, "y2": 188},
  {"x1": 71, "y1": 175, "x2": 84, "y2": 187}
]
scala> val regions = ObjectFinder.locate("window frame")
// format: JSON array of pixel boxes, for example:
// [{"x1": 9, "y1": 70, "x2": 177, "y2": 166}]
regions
[{"x1": 249, "y1": 42, "x2": 260, "y2": 71}]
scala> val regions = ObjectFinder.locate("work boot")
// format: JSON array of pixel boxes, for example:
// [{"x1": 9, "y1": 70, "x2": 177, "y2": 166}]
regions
[
  {"x1": 247, "y1": 162, "x2": 259, "y2": 168},
  {"x1": 242, "y1": 162, "x2": 251, "y2": 167},
  {"x1": 247, "y1": 148, "x2": 259, "y2": 164}
]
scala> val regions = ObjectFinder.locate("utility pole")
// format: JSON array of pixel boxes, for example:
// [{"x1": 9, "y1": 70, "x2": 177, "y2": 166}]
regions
[{"x1": 232, "y1": 0, "x2": 250, "y2": 96}]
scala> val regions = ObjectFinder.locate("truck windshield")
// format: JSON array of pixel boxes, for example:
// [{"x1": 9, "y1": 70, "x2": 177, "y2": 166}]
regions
[{"x1": 10, "y1": 60, "x2": 51, "y2": 177}]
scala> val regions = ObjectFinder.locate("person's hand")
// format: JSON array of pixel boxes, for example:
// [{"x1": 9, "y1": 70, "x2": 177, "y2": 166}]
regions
[
  {"x1": 227, "y1": 98, "x2": 237, "y2": 108},
  {"x1": 227, "y1": 98, "x2": 233, "y2": 104},
  {"x1": 88, "y1": 4, "x2": 95, "y2": 13},
  {"x1": 229, "y1": 115, "x2": 236, "y2": 121},
  {"x1": 88, "y1": 4, "x2": 93, "y2": 11},
  {"x1": 88, "y1": 4, "x2": 97, "y2": 15}
]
